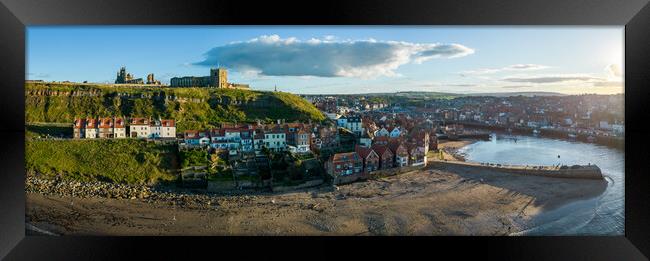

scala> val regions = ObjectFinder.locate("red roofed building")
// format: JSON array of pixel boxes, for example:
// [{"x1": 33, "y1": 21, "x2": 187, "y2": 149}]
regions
[
  {"x1": 97, "y1": 117, "x2": 114, "y2": 138},
  {"x1": 73, "y1": 118, "x2": 86, "y2": 139},
  {"x1": 114, "y1": 117, "x2": 126, "y2": 138},
  {"x1": 129, "y1": 117, "x2": 150, "y2": 138},
  {"x1": 151, "y1": 119, "x2": 176, "y2": 138},
  {"x1": 388, "y1": 139, "x2": 409, "y2": 167},
  {"x1": 84, "y1": 118, "x2": 98, "y2": 138},
  {"x1": 371, "y1": 144, "x2": 394, "y2": 169},
  {"x1": 355, "y1": 145, "x2": 379, "y2": 172},
  {"x1": 325, "y1": 152, "x2": 363, "y2": 177}
]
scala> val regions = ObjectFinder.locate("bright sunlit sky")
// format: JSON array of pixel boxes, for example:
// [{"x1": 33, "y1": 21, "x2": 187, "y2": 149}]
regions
[{"x1": 27, "y1": 26, "x2": 624, "y2": 95}]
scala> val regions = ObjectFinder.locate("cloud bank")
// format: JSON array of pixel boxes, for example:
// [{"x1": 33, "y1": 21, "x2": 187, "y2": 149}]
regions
[
  {"x1": 502, "y1": 75, "x2": 605, "y2": 84},
  {"x1": 194, "y1": 35, "x2": 474, "y2": 78},
  {"x1": 462, "y1": 64, "x2": 549, "y2": 74}
]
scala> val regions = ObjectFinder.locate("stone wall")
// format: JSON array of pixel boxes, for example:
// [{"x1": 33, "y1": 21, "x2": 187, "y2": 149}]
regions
[
  {"x1": 271, "y1": 179, "x2": 324, "y2": 193},
  {"x1": 431, "y1": 160, "x2": 603, "y2": 180}
]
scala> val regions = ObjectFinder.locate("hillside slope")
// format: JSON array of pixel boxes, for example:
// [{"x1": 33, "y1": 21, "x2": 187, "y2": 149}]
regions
[{"x1": 25, "y1": 82, "x2": 325, "y2": 131}]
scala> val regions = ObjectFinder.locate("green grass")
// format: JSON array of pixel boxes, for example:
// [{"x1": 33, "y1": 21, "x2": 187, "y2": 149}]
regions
[
  {"x1": 25, "y1": 139, "x2": 178, "y2": 185},
  {"x1": 179, "y1": 149, "x2": 208, "y2": 168},
  {"x1": 26, "y1": 82, "x2": 326, "y2": 132}
]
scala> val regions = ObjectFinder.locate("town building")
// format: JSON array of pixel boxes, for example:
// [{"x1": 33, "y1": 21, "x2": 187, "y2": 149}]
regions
[
  {"x1": 263, "y1": 129, "x2": 287, "y2": 152},
  {"x1": 129, "y1": 118, "x2": 151, "y2": 138},
  {"x1": 371, "y1": 144, "x2": 394, "y2": 169},
  {"x1": 355, "y1": 145, "x2": 379, "y2": 172},
  {"x1": 74, "y1": 117, "x2": 127, "y2": 139},
  {"x1": 150, "y1": 119, "x2": 176, "y2": 138},
  {"x1": 325, "y1": 152, "x2": 363, "y2": 177},
  {"x1": 337, "y1": 115, "x2": 363, "y2": 135},
  {"x1": 406, "y1": 142, "x2": 427, "y2": 166},
  {"x1": 388, "y1": 139, "x2": 409, "y2": 167},
  {"x1": 184, "y1": 130, "x2": 210, "y2": 146}
]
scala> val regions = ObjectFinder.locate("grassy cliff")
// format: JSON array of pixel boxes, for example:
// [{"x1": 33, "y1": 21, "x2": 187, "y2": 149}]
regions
[
  {"x1": 25, "y1": 82, "x2": 326, "y2": 131},
  {"x1": 25, "y1": 139, "x2": 178, "y2": 184}
]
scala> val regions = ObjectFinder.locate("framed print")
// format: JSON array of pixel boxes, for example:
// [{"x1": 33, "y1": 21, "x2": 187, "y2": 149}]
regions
[{"x1": 0, "y1": 0, "x2": 649, "y2": 260}]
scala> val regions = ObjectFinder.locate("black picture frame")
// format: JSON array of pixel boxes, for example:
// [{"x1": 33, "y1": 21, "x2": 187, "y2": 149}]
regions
[{"x1": 1, "y1": 0, "x2": 649, "y2": 260}]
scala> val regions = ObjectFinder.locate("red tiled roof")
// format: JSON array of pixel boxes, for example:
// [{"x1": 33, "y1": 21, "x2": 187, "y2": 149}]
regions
[
  {"x1": 73, "y1": 118, "x2": 85, "y2": 129},
  {"x1": 184, "y1": 130, "x2": 200, "y2": 138},
  {"x1": 114, "y1": 117, "x2": 125, "y2": 128},
  {"x1": 130, "y1": 117, "x2": 149, "y2": 125},
  {"x1": 388, "y1": 139, "x2": 405, "y2": 153},
  {"x1": 331, "y1": 152, "x2": 360, "y2": 162},
  {"x1": 374, "y1": 136, "x2": 389, "y2": 143},
  {"x1": 98, "y1": 117, "x2": 113, "y2": 128},
  {"x1": 355, "y1": 145, "x2": 376, "y2": 159},
  {"x1": 161, "y1": 119, "x2": 175, "y2": 127},
  {"x1": 371, "y1": 144, "x2": 392, "y2": 157},
  {"x1": 85, "y1": 118, "x2": 98, "y2": 128}
]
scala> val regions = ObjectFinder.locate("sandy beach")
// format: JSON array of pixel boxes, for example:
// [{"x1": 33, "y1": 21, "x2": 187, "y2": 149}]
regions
[
  {"x1": 26, "y1": 159, "x2": 607, "y2": 236},
  {"x1": 434, "y1": 140, "x2": 476, "y2": 161}
]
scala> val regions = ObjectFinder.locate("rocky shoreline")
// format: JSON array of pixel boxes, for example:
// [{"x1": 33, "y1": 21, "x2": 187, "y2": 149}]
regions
[{"x1": 25, "y1": 176, "x2": 276, "y2": 209}]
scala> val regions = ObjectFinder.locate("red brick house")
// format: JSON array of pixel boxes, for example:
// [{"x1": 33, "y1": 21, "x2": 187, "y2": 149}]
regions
[
  {"x1": 325, "y1": 152, "x2": 363, "y2": 177},
  {"x1": 388, "y1": 139, "x2": 409, "y2": 167},
  {"x1": 371, "y1": 144, "x2": 394, "y2": 169},
  {"x1": 355, "y1": 145, "x2": 379, "y2": 172}
]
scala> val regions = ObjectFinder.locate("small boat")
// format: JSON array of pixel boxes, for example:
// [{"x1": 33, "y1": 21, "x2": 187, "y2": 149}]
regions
[
  {"x1": 532, "y1": 129, "x2": 540, "y2": 136},
  {"x1": 568, "y1": 133, "x2": 577, "y2": 139}
]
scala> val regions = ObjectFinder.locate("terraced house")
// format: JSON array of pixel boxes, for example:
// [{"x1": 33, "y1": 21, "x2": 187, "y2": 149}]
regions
[
  {"x1": 73, "y1": 117, "x2": 126, "y2": 139},
  {"x1": 325, "y1": 152, "x2": 363, "y2": 177}
]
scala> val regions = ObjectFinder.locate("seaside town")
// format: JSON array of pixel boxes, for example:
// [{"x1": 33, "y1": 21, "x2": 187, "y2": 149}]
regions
[{"x1": 61, "y1": 67, "x2": 624, "y2": 193}]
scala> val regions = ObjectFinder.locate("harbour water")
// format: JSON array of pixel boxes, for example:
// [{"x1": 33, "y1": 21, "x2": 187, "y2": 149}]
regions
[{"x1": 457, "y1": 134, "x2": 624, "y2": 235}]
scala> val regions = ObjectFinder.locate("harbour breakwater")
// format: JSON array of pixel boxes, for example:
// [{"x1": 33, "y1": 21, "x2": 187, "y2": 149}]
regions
[{"x1": 431, "y1": 160, "x2": 604, "y2": 180}]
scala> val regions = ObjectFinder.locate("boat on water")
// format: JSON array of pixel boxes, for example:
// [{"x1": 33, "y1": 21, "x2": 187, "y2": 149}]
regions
[
  {"x1": 568, "y1": 133, "x2": 577, "y2": 139},
  {"x1": 532, "y1": 129, "x2": 540, "y2": 136}
]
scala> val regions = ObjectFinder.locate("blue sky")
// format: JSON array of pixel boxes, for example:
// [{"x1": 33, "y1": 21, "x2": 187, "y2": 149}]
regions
[{"x1": 27, "y1": 26, "x2": 623, "y2": 94}]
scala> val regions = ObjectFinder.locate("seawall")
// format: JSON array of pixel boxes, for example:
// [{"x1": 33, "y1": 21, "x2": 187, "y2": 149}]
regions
[{"x1": 431, "y1": 160, "x2": 603, "y2": 180}]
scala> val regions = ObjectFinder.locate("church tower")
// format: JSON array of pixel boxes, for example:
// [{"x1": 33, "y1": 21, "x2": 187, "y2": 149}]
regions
[{"x1": 210, "y1": 68, "x2": 228, "y2": 88}]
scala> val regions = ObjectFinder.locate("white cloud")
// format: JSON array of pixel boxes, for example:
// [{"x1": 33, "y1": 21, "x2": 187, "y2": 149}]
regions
[
  {"x1": 502, "y1": 74, "x2": 605, "y2": 84},
  {"x1": 502, "y1": 73, "x2": 622, "y2": 89},
  {"x1": 605, "y1": 63, "x2": 622, "y2": 79},
  {"x1": 194, "y1": 34, "x2": 474, "y2": 78},
  {"x1": 462, "y1": 64, "x2": 549, "y2": 75}
]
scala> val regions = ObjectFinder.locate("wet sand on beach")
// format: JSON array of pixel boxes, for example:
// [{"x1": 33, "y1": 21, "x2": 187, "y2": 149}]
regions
[
  {"x1": 26, "y1": 161, "x2": 607, "y2": 236},
  {"x1": 436, "y1": 140, "x2": 476, "y2": 161}
]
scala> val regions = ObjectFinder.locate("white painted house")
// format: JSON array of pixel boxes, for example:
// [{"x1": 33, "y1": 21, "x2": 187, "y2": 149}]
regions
[
  {"x1": 84, "y1": 118, "x2": 98, "y2": 139},
  {"x1": 263, "y1": 129, "x2": 287, "y2": 152},
  {"x1": 150, "y1": 119, "x2": 176, "y2": 138},
  {"x1": 129, "y1": 118, "x2": 151, "y2": 138}
]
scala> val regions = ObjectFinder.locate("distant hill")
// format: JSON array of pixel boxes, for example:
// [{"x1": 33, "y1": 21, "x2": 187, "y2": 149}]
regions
[
  {"x1": 25, "y1": 82, "x2": 325, "y2": 131},
  {"x1": 460, "y1": 91, "x2": 568, "y2": 97},
  {"x1": 305, "y1": 91, "x2": 567, "y2": 98}
]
